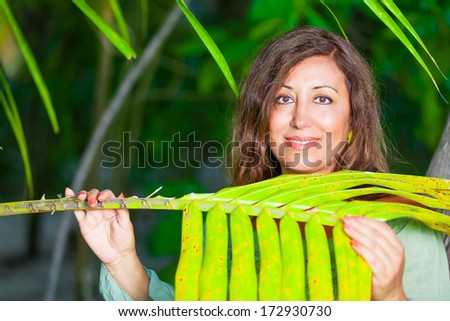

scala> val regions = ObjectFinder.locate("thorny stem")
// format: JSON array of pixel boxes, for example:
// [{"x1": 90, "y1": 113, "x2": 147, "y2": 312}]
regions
[
  {"x1": 0, "y1": 196, "x2": 189, "y2": 216},
  {"x1": 1, "y1": 195, "x2": 450, "y2": 235}
]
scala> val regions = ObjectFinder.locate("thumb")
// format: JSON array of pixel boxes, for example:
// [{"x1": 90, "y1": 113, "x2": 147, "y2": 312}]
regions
[
  {"x1": 65, "y1": 187, "x2": 85, "y2": 223},
  {"x1": 116, "y1": 192, "x2": 131, "y2": 227}
]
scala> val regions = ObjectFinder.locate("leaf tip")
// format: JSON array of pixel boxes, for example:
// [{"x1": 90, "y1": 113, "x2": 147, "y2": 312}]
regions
[{"x1": 126, "y1": 53, "x2": 137, "y2": 60}]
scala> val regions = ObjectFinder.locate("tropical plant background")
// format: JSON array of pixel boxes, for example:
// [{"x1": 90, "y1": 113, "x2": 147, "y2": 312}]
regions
[{"x1": 0, "y1": 0, "x2": 449, "y2": 300}]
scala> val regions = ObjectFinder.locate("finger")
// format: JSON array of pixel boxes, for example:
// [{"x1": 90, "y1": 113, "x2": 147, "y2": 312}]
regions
[
  {"x1": 344, "y1": 216, "x2": 406, "y2": 300},
  {"x1": 65, "y1": 187, "x2": 75, "y2": 198},
  {"x1": 112, "y1": 193, "x2": 131, "y2": 228},
  {"x1": 116, "y1": 208, "x2": 132, "y2": 229},
  {"x1": 97, "y1": 189, "x2": 116, "y2": 202},
  {"x1": 87, "y1": 189, "x2": 100, "y2": 207},
  {"x1": 66, "y1": 187, "x2": 86, "y2": 223},
  {"x1": 345, "y1": 216, "x2": 403, "y2": 255},
  {"x1": 344, "y1": 216, "x2": 402, "y2": 275},
  {"x1": 343, "y1": 217, "x2": 392, "y2": 269},
  {"x1": 77, "y1": 190, "x2": 87, "y2": 201},
  {"x1": 114, "y1": 193, "x2": 130, "y2": 226},
  {"x1": 346, "y1": 218, "x2": 406, "y2": 300}
]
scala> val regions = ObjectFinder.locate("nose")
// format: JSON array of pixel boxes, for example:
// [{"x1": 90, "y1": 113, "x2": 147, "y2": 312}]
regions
[{"x1": 290, "y1": 102, "x2": 312, "y2": 129}]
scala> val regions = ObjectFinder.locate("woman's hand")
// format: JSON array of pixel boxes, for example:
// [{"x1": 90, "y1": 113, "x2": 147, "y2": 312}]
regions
[
  {"x1": 65, "y1": 187, "x2": 135, "y2": 266},
  {"x1": 65, "y1": 187, "x2": 150, "y2": 300},
  {"x1": 343, "y1": 215, "x2": 407, "y2": 301}
]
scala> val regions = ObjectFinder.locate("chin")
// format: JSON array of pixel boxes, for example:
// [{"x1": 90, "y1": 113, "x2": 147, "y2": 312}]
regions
[{"x1": 282, "y1": 164, "x2": 332, "y2": 175}]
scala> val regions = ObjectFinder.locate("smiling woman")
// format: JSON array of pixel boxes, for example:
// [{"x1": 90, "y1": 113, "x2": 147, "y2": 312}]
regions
[
  {"x1": 232, "y1": 27, "x2": 388, "y2": 186},
  {"x1": 269, "y1": 55, "x2": 351, "y2": 174},
  {"x1": 233, "y1": 28, "x2": 388, "y2": 185},
  {"x1": 67, "y1": 26, "x2": 450, "y2": 301}
]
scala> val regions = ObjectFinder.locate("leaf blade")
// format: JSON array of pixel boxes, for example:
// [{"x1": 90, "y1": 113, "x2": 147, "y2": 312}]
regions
[
  {"x1": 0, "y1": 82, "x2": 34, "y2": 198},
  {"x1": 320, "y1": 0, "x2": 348, "y2": 41},
  {"x1": 0, "y1": 0, "x2": 59, "y2": 133},
  {"x1": 174, "y1": 203, "x2": 203, "y2": 300},
  {"x1": 364, "y1": 0, "x2": 447, "y2": 102},
  {"x1": 381, "y1": 0, "x2": 446, "y2": 79},
  {"x1": 176, "y1": 0, "x2": 239, "y2": 97},
  {"x1": 73, "y1": 0, "x2": 136, "y2": 59},
  {"x1": 108, "y1": 0, "x2": 130, "y2": 44}
]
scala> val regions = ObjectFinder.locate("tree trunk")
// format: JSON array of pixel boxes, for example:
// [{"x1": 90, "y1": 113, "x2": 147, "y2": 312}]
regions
[{"x1": 426, "y1": 111, "x2": 450, "y2": 273}]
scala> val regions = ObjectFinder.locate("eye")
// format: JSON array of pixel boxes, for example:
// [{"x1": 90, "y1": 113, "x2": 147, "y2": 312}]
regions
[
  {"x1": 275, "y1": 95, "x2": 295, "y2": 105},
  {"x1": 313, "y1": 95, "x2": 333, "y2": 105}
]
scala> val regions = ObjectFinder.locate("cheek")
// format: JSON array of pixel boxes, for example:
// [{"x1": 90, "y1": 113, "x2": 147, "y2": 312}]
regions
[
  {"x1": 318, "y1": 111, "x2": 350, "y2": 140},
  {"x1": 269, "y1": 112, "x2": 284, "y2": 136}
]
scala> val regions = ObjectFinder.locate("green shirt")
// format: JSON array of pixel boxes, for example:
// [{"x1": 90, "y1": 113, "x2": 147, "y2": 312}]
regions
[{"x1": 99, "y1": 218, "x2": 450, "y2": 300}]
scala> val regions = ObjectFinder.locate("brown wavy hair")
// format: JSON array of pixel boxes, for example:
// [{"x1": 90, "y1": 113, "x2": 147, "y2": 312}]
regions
[{"x1": 231, "y1": 27, "x2": 389, "y2": 186}]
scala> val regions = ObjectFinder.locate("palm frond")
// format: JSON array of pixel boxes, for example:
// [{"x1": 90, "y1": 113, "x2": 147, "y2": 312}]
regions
[{"x1": 1, "y1": 171, "x2": 449, "y2": 300}]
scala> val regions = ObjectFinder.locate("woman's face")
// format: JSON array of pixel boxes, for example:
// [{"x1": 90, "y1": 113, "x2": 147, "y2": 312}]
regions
[{"x1": 269, "y1": 55, "x2": 351, "y2": 174}]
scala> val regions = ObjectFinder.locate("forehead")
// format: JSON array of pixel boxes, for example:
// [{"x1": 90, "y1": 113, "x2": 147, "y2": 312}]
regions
[{"x1": 285, "y1": 56, "x2": 345, "y2": 82}]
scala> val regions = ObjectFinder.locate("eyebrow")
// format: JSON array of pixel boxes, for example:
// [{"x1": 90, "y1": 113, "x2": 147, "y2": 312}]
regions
[
  {"x1": 313, "y1": 85, "x2": 338, "y2": 93},
  {"x1": 281, "y1": 84, "x2": 339, "y2": 93}
]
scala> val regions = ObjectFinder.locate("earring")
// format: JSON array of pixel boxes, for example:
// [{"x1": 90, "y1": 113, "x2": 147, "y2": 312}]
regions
[{"x1": 347, "y1": 130, "x2": 353, "y2": 145}]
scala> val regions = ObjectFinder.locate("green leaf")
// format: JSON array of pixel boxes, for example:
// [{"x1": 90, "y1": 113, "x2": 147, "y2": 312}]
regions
[
  {"x1": 3, "y1": 169, "x2": 450, "y2": 300},
  {"x1": 108, "y1": 0, "x2": 130, "y2": 44},
  {"x1": 364, "y1": 0, "x2": 447, "y2": 103},
  {"x1": 320, "y1": 0, "x2": 348, "y2": 41},
  {"x1": 73, "y1": 0, "x2": 136, "y2": 59},
  {"x1": 381, "y1": 0, "x2": 447, "y2": 79},
  {"x1": 176, "y1": 0, "x2": 239, "y2": 97},
  {"x1": 0, "y1": 67, "x2": 34, "y2": 197},
  {"x1": 3, "y1": 171, "x2": 449, "y2": 234},
  {"x1": 0, "y1": 0, "x2": 59, "y2": 133}
]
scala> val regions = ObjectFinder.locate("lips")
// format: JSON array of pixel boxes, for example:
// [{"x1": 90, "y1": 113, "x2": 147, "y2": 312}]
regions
[{"x1": 285, "y1": 136, "x2": 321, "y2": 150}]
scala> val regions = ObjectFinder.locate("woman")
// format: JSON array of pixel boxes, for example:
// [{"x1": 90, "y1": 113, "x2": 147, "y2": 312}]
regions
[{"x1": 66, "y1": 27, "x2": 450, "y2": 300}]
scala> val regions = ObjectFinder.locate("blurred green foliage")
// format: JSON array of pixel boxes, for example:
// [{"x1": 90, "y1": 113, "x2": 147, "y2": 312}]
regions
[{"x1": 0, "y1": 0, "x2": 448, "y2": 292}]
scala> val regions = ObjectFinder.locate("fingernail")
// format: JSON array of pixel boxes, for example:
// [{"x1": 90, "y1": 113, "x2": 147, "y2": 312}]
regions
[
  {"x1": 118, "y1": 193, "x2": 125, "y2": 198},
  {"x1": 88, "y1": 198, "x2": 96, "y2": 206},
  {"x1": 343, "y1": 215, "x2": 354, "y2": 224}
]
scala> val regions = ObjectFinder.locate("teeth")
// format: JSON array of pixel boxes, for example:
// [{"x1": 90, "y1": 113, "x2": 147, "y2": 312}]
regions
[{"x1": 289, "y1": 140, "x2": 316, "y2": 144}]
